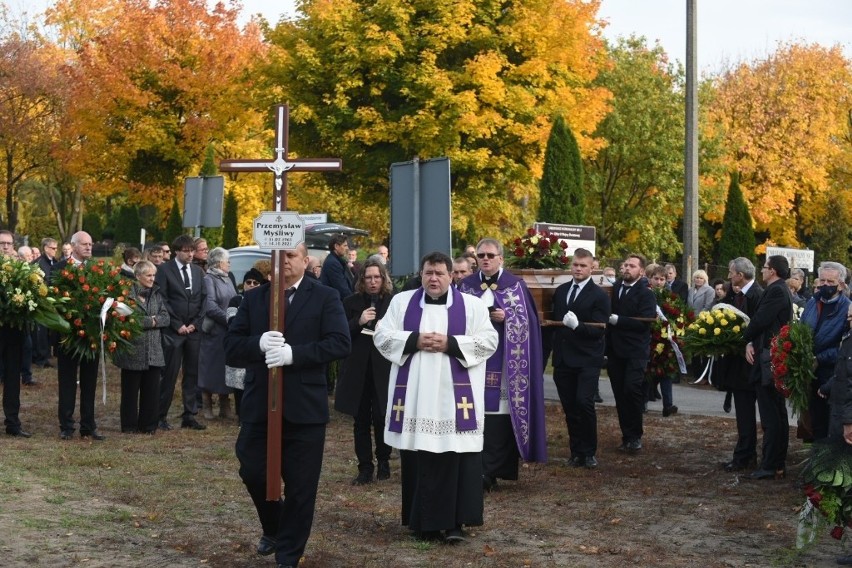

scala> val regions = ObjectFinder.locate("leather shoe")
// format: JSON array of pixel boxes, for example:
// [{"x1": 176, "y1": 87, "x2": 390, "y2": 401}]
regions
[
  {"x1": 748, "y1": 468, "x2": 781, "y2": 480},
  {"x1": 377, "y1": 460, "x2": 390, "y2": 480},
  {"x1": 158, "y1": 420, "x2": 172, "y2": 431},
  {"x1": 662, "y1": 405, "x2": 678, "y2": 417},
  {"x1": 413, "y1": 530, "x2": 443, "y2": 542},
  {"x1": 60, "y1": 430, "x2": 74, "y2": 440},
  {"x1": 351, "y1": 470, "x2": 373, "y2": 486},
  {"x1": 567, "y1": 456, "x2": 584, "y2": 467},
  {"x1": 444, "y1": 526, "x2": 467, "y2": 544},
  {"x1": 22, "y1": 379, "x2": 38, "y2": 386},
  {"x1": 256, "y1": 534, "x2": 276, "y2": 556},
  {"x1": 82, "y1": 431, "x2": 105, "y2": 441},
  {"x1": 594, "y1": 393, "x2": 604, "y2": 403},
  {"x1": 619, "y1": 440, "x2": 642, "y2": 453},
  {"x1": 482, "y1": 475, "x2": 498, "y2": 491},
  {"x1": 6, "y1": 428, "x2": 32, "y2": 438},
  {"x1": 181, "y1": 418, "x2": 207, "y2": 430},
  {"x1": 584, "y1": 456, "x2": 598, "y2": 469}
]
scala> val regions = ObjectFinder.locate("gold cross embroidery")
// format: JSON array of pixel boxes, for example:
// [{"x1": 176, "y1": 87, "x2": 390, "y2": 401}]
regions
[
  {"x1": 392, "y1": 398, "x2": 405, "y2": 421},
  {"x1": 457, "y1": 396, "x2": 474, "y2": 420},
  {"x1": 511, "y1": 344, "x2": 525, "y2": 359}
]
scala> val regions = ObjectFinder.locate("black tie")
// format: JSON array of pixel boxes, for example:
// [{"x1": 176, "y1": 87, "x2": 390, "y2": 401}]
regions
[
  {"x1": 735, "y1": 291, "x2": 745, "y2": 309},
  {"x1": 620, "y1": 284, "x2": 630, "y2": 299},
  {"x1": 285, "y1": 287, "x2": 296, "y2": 303},
  {"x1": 567, "y1": 283, "x2": 579, "y2": 308},
  {"x1": 181, "y1": 264, "x2": 190, "y2": 290}
]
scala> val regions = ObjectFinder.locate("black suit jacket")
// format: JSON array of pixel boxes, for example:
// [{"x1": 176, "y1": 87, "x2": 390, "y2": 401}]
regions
[
  {"x1": 551, "y1": 279, "x2": 610, "y2": 368},
  {"x1": 670, "y1": 279, "x2": 689, "y2": 302},
  {"x1": 743, "y1": 278, "x2": 793, "y2": 352},
  {"x1": 320, "y1": 253, "x2": 355, "y2": 300},
  {"x1": 223, "y1": 278, "x2": 351, "y2": 424},
  {"x1": 716, "y1": 281, "x2": 763, "y2": 391},
  {"x1": 334, "y1": 291, "x2": 393, "y2": 417},
  {"x1": 606, "y1": 278, "x2": 657, "y2": 360},
  {"x1": 154, "y1": 259, "x2": 207, "y2": 331}
]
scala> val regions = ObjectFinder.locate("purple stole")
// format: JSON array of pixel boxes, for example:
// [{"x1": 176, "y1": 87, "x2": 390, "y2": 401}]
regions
[
  {"x1": 458, "y1": 271, "x2": 547, "y2": 463},
  {"x1": 387, "y1": 287, "x2": 478, "y2": 433}
]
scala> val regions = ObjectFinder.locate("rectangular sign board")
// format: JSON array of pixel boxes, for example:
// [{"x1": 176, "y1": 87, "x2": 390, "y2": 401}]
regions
[
  {"x1": 534, "y1": 222, "x2": 596, "y2": 256},
  {"x1": 300, "y1": 213, "x2": 328, "y2": 225},
  {"x1": 183, "y1": 176, "x2": 224, "y2": 228},
  {"x1": 765, "y1": 246, "x2": 814, "y2": 272},
  {"x1": 253, "y1": 211, "x2": 305, "y2": 250}
]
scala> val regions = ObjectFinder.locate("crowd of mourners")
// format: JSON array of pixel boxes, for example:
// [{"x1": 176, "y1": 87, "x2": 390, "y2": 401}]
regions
[{"x1": 4, "y1": 228, "x2": 852, "y2": 567}]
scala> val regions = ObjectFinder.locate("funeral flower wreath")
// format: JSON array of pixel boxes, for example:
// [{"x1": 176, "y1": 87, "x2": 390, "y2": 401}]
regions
[
  {"x1": 682, "y1": 303, "x2": 749, "y2": 358},
  {"x1": 508, "y1": 227, "x2": 569, "y2": 269},
  {"x1": 0, "y1": 255, "x2": 68, "y2": 332},
  {"x1": 646, "y1": 287, "x2": 694, "y2": 380},
  {"x1": 770, "y1": 322, "x2": 814, "y2": 418}
]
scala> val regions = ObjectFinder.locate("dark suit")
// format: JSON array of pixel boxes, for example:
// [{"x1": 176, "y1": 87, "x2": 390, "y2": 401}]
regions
[
  {"x1": 1, "y1": 324, "x2": 24, "y2": 432},
  {"x1": 743, "y1": 278, "x2": 793, "y2": 472},
  {"x1": 320, "y1": 253, "x2": 354, "y2": 300},
  {"x1": 32, "y1": 253, "x2": 57, "y2": 365},
  {"x1": 335, "y1": 291, "x2": 394, "y2": 475},
  {"x1": 53, "y1": 258, "x2": 100, "y2": 436},
  {"x1": 716, "y1": 282, "x2": 763, "y2": 467},
  {"x1": 606, "y1": 278, "x2": 657, "y2": 444},
  {"x1": 551, "y1": 279, "x2": 610, "y2": 460},
  {"x1": 155, "y1": 259, "x2": 207, "y2": 422},
  {"x1": 669, "y1": 279, "x2": 689, "y2": 302},
  {"x1": 224, "y1": 277, "x2": 350, "y2": 567}
]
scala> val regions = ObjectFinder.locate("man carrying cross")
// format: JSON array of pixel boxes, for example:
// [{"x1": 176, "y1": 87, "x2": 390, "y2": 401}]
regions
[{"x1": 374, "y1": 251, "x2": 497, "y2": 543}]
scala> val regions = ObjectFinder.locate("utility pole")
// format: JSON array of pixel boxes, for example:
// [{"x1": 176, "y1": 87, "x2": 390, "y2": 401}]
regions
[{"x1": 683, "y1": 0, "x2": 699, "y2": 280}]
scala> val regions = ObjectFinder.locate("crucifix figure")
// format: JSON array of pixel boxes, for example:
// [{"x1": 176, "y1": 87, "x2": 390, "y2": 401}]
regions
[{"x1": 220, "y1": 104, "x2": 342, "y2": 501}]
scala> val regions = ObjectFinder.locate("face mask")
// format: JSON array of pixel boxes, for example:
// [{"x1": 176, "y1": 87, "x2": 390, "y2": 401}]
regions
[
  {"x1": 605, "y1": 276, "x2": 616, "y2": 284},
  {"x1": 820, "y1": 285, "x2": 839, "y2": 299}
]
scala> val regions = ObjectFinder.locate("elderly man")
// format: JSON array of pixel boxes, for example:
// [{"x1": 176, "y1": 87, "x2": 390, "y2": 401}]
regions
[
  {"x1": 802, "y1": 262, "x2": 851, "y2": 441},
  {"x1": 224, "y1": 243, "x2": 350, "y2": 567},
  {"x1": 744, "y1": 255, "x2": 794, "y2": 480},
  {"x1": 458, "y1": 238, "x2": 548, "y2": 490},
  {"x1": 0, "y1": 230, "x2": 32, "y2": 437},
  {"x1": 54, "y1": 231, "x2": 105, "y2": 440},
  {"x1": 375, "y1": 251, "x2": 497, "y2": 543}
]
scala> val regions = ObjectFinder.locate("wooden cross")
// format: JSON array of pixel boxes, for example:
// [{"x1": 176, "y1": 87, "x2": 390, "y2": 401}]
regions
[
  {"x1": 392, "y1": 398, "x2": 405, "y2": 422},
  {"x1": 456, "y1": 396, "x2": 474, "y2": 420},
  {"x1": 219, "y1": 104, "x2": 342, "y2": 501}
]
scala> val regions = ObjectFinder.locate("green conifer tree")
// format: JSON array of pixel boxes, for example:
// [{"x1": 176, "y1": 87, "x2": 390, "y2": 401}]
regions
[
  {"x1": 717, "y1": 172, "x2": 756, "y2": 265},
  {"x1": 538, "y1": 115, "x2": 584, "y2": 224},
  {"x1": 165, "y1": 196, "x2": 185, "y2": 243},
  {"x1": 222, "y1": 191, "x2": 239, "y2": 248}
]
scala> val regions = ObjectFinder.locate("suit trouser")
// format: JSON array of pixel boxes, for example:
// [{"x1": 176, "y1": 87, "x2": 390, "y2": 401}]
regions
[
  {"x1": 810, "y1": 365, "x2": 833, "y2": 441},
  {"x1": 121, "y1": 367, "x2": 161, "y2": 433},
  {"x1": 756, "y1": 383, "x2": 789, "y2": 471},
  {"x1": 159, "y1": 330, "x2": 201, "y2": 421},
  {"x1": 236, "y1": 421, "x2": 325, "y2": 566},
  {"x1": 32, "y1": 324, "x2": 50, "y2": 364},
  {"x1": 1, "y1": 325, "x2": 23, "y2": 430},
  {"x1": 607, "y1": 356, "x2": 648, "y2": 443},
  {"x1": 353, "y1": 368, "x2": 390, "y2": 472},
  {"x1": 553, "y1": 365, "x2": 600, "y2": 458},
  {"x1": 57, "y1": 350, "x2": 99, "y2": 434},
  {"x1": 731, "y1": 388, "x2": 758, "y2": 465}
]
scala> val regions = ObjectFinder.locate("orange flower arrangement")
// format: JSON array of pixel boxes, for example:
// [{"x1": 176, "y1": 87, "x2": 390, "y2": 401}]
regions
[{"x1": 50, "y1": 259, "x2": 141, "y2": 361}]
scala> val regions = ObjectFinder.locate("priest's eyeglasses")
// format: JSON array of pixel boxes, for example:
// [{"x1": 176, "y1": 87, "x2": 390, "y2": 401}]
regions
[{"x1": 476, "y1": 252, "x2": 498, "y2": 259}]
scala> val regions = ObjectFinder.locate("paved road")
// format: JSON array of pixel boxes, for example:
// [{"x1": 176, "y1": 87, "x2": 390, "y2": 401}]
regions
[{"x1": 543, "y1": 372, "x2": 799, "y2": 426}]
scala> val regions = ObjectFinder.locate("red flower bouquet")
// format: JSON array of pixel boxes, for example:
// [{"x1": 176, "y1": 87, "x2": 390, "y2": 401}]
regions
[
  {"x1": 50, "y1": 260, "x2": 141, "y2": 361},
  {"x1": 769, "y1": 322, "x2": 814, "y2": 418},
  {"x1": 509, "y1": 227, "x2": 569, "y2": 269},
  {"x1": 646, "y1": 287, "x2": 695, "y2": 380},
  {"x1": 799, "y1": 441, "x2": 852, "y2": 546}
]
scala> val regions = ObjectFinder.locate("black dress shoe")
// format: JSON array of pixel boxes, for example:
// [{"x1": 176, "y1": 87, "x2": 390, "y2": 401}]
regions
[
  {"x1": 413, "y1": 530, "x2": 443, "y2": 542},
  {"x1": 662, "y1": 405, "x2": 678, "y2": 417},
  {"x1": 444, "y1": 526, "x2": 467, "y2": 544},
  {"x1": 567, "y1": 456, "x2": 584, "y2": 467},
  {"x1": 620, "y1": 440, "x2": 641, "y2": 453},
  {"x1": 594, "y1": 393, "x2": 604, "y2": 403},
  {"x1": 60, "y1": 430, "x2": 74, "y2": 440},
  {"x1": 158, "y1": 420, "x2": 172, "y2": 431},
  {"x1": 21, "y1": 379, "x2": 38, "y2": 386},
  {"x1": 181, "y1": 418, "x2": 207, "y2": 430},
  {"x1": 256, "y1": 534, "x2": 276, "y2": 556},
  {"x1": 748, "y1": 468, "x2": 781, "y2": 480},
  {"x1": 6, "y1": 428, "x2": 32, "y2": 438},
  {"x1": 377, "y1": 460, "x2": 390, "y2": 480},
  {"x1": 584, "y1": 456, "x2": 598, "y2": 469},
  {"x1": 482, "y1": 475, "x2": 498, "y2": 491},
  {"x1": 82, "y1": 431, "x2": 106, "y2": 441},
  {"x1": 351, "y1": 470, "x2": 373, "y2": 486}
]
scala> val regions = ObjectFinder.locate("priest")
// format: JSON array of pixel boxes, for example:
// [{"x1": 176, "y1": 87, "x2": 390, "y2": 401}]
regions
[
  {"x1": 458, "y1": 238, "x2": 548, "y2": 489},
  {"x1": 374, "y1": 251, "x2": 497, "y2": 543}
]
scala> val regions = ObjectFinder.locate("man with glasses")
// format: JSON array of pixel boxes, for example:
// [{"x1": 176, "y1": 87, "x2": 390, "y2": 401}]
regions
[
  {"x1": 54, "y1": 231, "x2": 105, "y2": 440},
  {"x1": 743, "y1": 255, "x2": 794, "y2": 480},
  {"x1": 32, "y1": 238, "x2": 59, "y2": 368},
  {"x1": 156, "y1": 235, "x2": 208, "y2": 431},
  {"x1": 458, "y1": 238, "x2": 548, "y2": 490},
  {"x1": 0, "y1": 230, "x2": 32, "y2": 437},
  {"x1": 155, "y1": 241, "x2": 172, "y2": 262}
]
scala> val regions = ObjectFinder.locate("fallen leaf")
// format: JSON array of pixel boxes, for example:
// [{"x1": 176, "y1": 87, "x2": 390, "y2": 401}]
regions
[{"x1": 483, "y1": 544, "x2": 495, "y2": 557}]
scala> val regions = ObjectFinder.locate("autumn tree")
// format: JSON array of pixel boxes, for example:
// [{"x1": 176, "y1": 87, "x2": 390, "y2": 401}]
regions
[
  {"x1": 717, "y1": 172, "x2": 755, "y2": 265},
  {"x1": 706, "y1": 43, "x2": 852, "y2": 247},
  {"x1": 538, "y1": 115, "x2": 584, "y2": 224},
  {"x1": 583, "y1": 36, "x2": 685, "y2": 259},
  {"x1": 262, "y1": 0, "x2": 611, "y2": 240}
]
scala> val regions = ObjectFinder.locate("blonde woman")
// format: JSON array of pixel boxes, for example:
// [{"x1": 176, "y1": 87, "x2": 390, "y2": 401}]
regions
[{"x1": 687, "y1": 269, "x2": 714, "y2": 313}]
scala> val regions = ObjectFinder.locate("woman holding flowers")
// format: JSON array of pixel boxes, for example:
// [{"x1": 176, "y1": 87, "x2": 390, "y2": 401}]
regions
[
  {"x1": 804, "y1": 262, "x2": 851, "y2": 440},
  {"x1": 113, "y1": 261, "x2": 169, "y2": 434}
]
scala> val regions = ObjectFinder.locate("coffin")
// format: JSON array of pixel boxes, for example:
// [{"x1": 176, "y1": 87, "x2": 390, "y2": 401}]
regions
[{"x1": 511, "y1": 269, "x2": 613, "y2": 322}]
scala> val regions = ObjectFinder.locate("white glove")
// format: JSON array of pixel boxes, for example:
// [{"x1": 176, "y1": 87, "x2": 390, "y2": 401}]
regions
[
  {"x1": 265, "y1": 344, "x2": 293, "y2": 368},
  {"x1": 259, "y1": 330, "x2": 285, "y2": 352},
  {"x1": 562, "y1": 311, "x2": 579, "y2": 330},
  {"x1": 608, "y1": 314, "x2": 619, "y2": 326}
]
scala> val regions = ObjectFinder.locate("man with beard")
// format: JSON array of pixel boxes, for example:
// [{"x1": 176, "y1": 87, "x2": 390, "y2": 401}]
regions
[
  {"x1": 458, "y1": 238, "x2": 548, "y2": 490},
  {"x1": 606, "y1": 254, "x2": 657, "y2": 453}
]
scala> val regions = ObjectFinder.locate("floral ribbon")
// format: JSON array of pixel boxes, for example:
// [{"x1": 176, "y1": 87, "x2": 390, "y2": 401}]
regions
[{"x1": 98, "y1": 298, "x2": 115, "y2": 404}]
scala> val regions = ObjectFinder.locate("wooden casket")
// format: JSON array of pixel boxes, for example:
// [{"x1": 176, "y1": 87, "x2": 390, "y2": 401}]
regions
[{"x1": 511, "y1": 269, "x2": 613, "y2": 323}]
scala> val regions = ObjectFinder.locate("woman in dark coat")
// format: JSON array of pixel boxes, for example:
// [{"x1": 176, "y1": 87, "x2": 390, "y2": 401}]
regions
[
  {"x1": 113, "y1": 260, "x2": 170, "y2": 434},
  {"x1": 334, "y1": 259, "x2": 394, "y2": 485}
]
